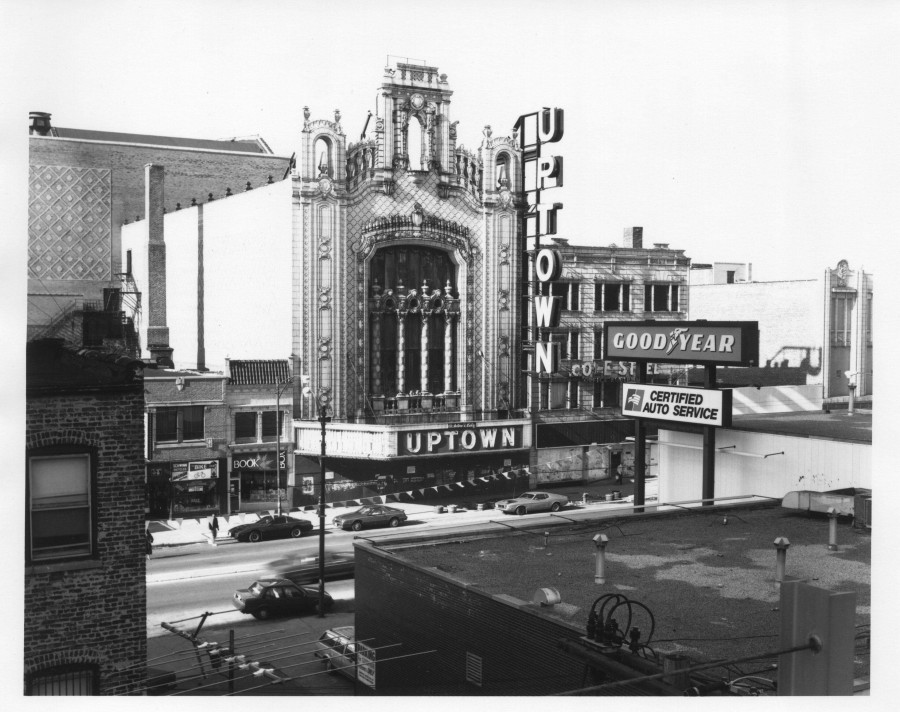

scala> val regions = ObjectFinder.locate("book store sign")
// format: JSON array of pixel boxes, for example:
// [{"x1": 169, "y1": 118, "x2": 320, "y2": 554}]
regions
[
  {"x1": 622, "y1": 384, "x2": 732, "y2": 428},
  {"x1": 398, "y1": 425, "x2": 523, "y2": 455},
  {"x1": 604, "y1": 321, "x2": 759, "y2": 366}
]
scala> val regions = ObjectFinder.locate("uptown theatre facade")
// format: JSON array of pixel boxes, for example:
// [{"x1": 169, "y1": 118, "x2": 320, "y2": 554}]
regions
[{"x1": 291, "y1": 63, "x2": 533, "y2": 498}]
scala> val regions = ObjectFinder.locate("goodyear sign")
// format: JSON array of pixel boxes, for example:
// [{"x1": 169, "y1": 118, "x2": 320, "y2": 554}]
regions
[
  {"x1": 604, "y1": 321, "x2": 758, "y2": 366},
  {"x1": 622, "y1": 383, "x2": 732, "y2": 427}
]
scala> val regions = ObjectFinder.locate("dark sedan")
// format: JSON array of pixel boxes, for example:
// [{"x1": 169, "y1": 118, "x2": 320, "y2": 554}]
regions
[
  {"x1": 332, "y1": 504, "x2": 408, "y2": 531},
  {"x1": 228, "y1": 514, "x2": 314, "y2": 543},
  {"x1": 232, "y1": 578, "x2": 333, "y2": 619},
  {"x1": 284, "y1": 553, "x2": 355, "y2": 585}
]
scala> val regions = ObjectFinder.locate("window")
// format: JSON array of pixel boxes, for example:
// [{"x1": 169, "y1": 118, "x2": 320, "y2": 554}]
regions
[
  {"x1": 234, "y1": 412, "x2": 256, "y2": 441},
  {"x1": 28, "y1": 453, "x2": 92, "y2": 561},
  {"x1": 595, "y1": 283, "x2": 630, "y2": 312},
  {"x1": 27, "y1": 664, "x2": 99, "y2": 695},
  {"x1": 594, "y1": 331, "x2": 603, "y2": 360},
  {"x1": 155, "y1": 406, "x2": 205, "y2": 443},
  {"x1": 831, "y1": 293, "x2": 854, "y2": 346},
  {"x1": 549, "y1": 281, "x2": 580, "y2": 310},
  {"x1": 549, "y1": 331, "x2": 579, "y2": 360},
  {"x1": 644, "y1": 283, "x2": 680, "y2": 312},
  {"x1": 261, "y1": 410, "x2": 285, "y2": 441}
]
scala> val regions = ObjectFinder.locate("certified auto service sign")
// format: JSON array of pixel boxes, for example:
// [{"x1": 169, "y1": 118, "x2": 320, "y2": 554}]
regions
[
  {"x1": 622, "y1": 383, "x2": 732, "y2": 427},
  {"x1": 604, "y1": 321, "x2": 758, "y2": 366}
]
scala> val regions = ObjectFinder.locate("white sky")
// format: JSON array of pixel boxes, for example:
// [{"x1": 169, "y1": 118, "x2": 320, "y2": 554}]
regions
[
  {"x1": 4, "y1": 0, "x2": 899, "y2": 284},
  {"x1": 1, "y1": 0, "x2": 897, "y2": 699}
]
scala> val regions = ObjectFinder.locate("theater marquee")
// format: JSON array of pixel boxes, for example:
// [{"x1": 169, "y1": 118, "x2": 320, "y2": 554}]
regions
[
  {"x1": 622, "y1": 383, "x2": 732, "y2": 427},
  {"x1": 604, "y1": 321, "x2": 759, "y2": 366},
  {"x1": 397, "y1": 424, "x2": 525, "y2": 455}
]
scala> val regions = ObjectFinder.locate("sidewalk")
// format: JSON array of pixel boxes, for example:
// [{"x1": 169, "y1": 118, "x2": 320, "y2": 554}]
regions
[{"x1": 147, "y1": 478, "x2": 652, "y2": 548}]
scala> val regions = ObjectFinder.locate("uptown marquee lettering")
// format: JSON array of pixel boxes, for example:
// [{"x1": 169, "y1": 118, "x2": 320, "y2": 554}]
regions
[
  {"x1": 515, "y1": 107, "x2": 566, "y2": 375},
  {"x1": 401, "y1": 426, "x2": 519, "y2": 455}
]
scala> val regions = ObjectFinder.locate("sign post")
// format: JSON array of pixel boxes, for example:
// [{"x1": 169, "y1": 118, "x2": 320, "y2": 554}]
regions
[{"x1": 606, "y1": 320, "x2": 758, "y2": 508}]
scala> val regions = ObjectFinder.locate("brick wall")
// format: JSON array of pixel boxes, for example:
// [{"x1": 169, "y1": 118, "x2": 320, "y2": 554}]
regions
[
  {"x1": 354, "y1": 543, "x2": 586, "y2": 695},
  {"x1": 25, "y1": 386, "x2": 147, "y2": 695}
]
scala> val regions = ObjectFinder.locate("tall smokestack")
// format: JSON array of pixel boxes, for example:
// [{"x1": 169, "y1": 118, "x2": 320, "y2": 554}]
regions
[
  {"x1": 624, "y1": 227, "x2": 643, "y2": 249},
  {"x1": 145, "y1": 163, "x2": 174, "y2": 367}
]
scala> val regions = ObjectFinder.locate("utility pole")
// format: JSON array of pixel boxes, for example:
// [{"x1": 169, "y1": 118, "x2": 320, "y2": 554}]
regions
[{"x1": 317, "y1": 404, "x2": 330, "y2": 617}]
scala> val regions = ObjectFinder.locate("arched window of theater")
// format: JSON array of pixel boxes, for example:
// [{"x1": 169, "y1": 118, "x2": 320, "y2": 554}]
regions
[
  {"x1": 407, "y1": 115, "x2": 426, "y2": 170},
  {"x1": 495, "y1": 152, "x2": 512, "y2": 190},
  {"x1": 314, "y1": 136, "x2": 335, "y2": 178}
]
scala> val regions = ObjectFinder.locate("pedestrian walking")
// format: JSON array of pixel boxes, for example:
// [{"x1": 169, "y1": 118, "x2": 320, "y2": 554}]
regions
[
  {"x1": 146, "y1": 528, "x2": 154, "y2": 559},
  {"x1": 209, "y1": 514, "x2": 219, "y2": 546}
]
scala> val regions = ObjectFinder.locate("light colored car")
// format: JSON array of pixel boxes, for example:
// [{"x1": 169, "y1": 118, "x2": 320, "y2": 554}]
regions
[
  {"x1": 333, "y1": 504, "x2": 407, "y2": 531},
  {"x1": 493, "y1": 491, "x2": 568, "y2": 515},
  {"x1": 314, "y1": 626, "x2": 357, "y2": 681}
]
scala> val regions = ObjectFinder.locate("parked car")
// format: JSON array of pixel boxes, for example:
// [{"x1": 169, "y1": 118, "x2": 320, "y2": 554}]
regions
[
  {"x1": 314, "y1": 626, "x2": 357, "y2": 681},
  {"x1": 232, "y1": 578, "x2": 333, "y2": 619},
  {"x1": 333, "y1": 504, "x2": 408, "y2": 531},
  {"x1": 284, "y1": 552, "x2": 355, "y2": 585},
  {"x1": 228, "y1": 514, "x2": 314, "y2": 543},
  {"x1": 493, "y1": 491, "x2": 569, "y2": 515}
]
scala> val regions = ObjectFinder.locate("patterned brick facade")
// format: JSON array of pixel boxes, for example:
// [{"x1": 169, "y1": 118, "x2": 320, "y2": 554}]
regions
[{"x1": 25, "y1": 341, "x2": 147, "y2": 695}]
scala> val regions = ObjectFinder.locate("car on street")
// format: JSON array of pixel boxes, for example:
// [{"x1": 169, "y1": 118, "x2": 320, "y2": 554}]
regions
[
  {"x1": 284, "y1": 552, "x2": 355, "y2": 585},
  {"x1": 228, "y1": 514, "x2": 314, "y2": 542},
  {"x1": 332, "y1": 504, "x2": 407, "y2": 531},
  {"x1": 232, "y1": 578, "x2": 333, "y2": 619},
  {"x1": 314, "y1": 626, "x2": 357, "y2": 681},
  {"x1": 493, "y1": 491, "x2": 569, "y2": 515}
]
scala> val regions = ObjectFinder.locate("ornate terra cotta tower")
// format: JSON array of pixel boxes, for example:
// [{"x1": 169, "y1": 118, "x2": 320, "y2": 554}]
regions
[{"x1": 293, "y1": 61, "x2": 525, "y2": 428}]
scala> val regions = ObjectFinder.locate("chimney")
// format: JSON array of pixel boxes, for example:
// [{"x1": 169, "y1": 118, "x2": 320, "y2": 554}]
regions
[
  {"x1": 624, "y1": 227, "x2": 643, "y2": 249},
  {"x1": 145, "y1": 164, "x2": 174, "y2": 367},
  {"x1": 29, "y1": 112, "x2": 52, "y2": 136}
]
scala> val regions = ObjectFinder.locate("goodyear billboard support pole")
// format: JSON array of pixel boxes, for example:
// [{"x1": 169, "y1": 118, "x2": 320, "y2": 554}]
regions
[
  {"x1": 702, "y1": 365, "x2": 717, "y2": 506},
  {"x1": 634, "y1": 362, "x2": 647, "y2": 513}
]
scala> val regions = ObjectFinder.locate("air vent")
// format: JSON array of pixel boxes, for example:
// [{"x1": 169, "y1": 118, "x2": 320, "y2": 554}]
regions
[{"x1": 465, "y1": 652, "x2": 483, "y2": 687}]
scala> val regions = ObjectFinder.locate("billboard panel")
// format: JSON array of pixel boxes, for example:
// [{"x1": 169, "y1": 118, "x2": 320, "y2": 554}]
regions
[
  {"x1": 604, "y1": 321, "x2": 759, "y2": 366},
  {"x1": 622, "y1": 383, "x2": 732, "y2": 427}
]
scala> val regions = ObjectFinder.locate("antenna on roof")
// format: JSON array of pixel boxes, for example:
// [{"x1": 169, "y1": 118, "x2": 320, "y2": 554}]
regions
[{"x1": 361, "y1": 111, "x2": 372, "y2": 140}]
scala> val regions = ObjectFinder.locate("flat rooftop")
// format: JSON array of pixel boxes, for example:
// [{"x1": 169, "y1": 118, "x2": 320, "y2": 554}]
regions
[
  {"x1": 730, "y1": 409, "x2": 872, "y2": 443},
  {"x1": 387, "y1": 502, "x2": 870, "y2": 685}
]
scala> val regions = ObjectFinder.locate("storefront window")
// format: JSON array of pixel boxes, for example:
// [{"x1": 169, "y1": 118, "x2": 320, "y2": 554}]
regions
[
  {"x1": 240, "y1": 469, "x2": 286, "y2": 503},
  {"x1": 172, "y1": 480, "x2": 218, "y2": 514}
]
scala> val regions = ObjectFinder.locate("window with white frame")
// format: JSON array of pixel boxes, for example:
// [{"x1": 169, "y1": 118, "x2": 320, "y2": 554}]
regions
[
  {"x1": 234, "y1": 411, "x2": 256, "y2": 442},
  {"x1": 595, "y1": 282, "x2": 631, "y2": 312},
  {"x1": 261, "y1": 410, "x2": 286, "y2": 442},
  {"x1": 28, "y1": 452, "x2": 92, "y2": 561},
  {"x1": 549, "y1": 331, "x2": 579, "y2": 360},
  {"x1": 831, "y1": 292, "x2": 854, "y2": 346},
  {"x1": 155, "y1": 406, "x2": 205, "y2": 443},
  {"x1": 644, "y1": 283, "x2": 680, "y2": 312},
  {"x1": 547, "y1": 281, "x2": 580, "y2": 310}
]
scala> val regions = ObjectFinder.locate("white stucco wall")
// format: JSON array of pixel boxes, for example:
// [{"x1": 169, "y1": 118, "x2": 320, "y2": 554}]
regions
[
  {"x1": 656, "y1": 427, "x2": 871, "y2": 504},
  {"x1": 121, "y1": 179, "x2": 293, "y2": 371}
]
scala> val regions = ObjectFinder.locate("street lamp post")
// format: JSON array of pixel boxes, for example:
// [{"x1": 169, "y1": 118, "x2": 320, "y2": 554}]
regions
[
  {"x1": 274, "y1": 377, "x2": 295, "y2": 517},
  {"x1": 317, "y1": 404, "x2": 331, "y2": 617}
]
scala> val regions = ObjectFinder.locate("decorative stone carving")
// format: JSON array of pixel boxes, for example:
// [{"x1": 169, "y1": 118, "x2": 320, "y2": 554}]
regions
[
  {"x1": 318, "y1": 286, "x2": 332, "y2": 309},
  {"x1": 318, "y1": 336, "x2": 332, "y2": 360}
]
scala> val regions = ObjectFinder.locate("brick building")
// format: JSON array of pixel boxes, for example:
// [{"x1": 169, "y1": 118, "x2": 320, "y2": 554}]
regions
[
  {"x1": 27, "y1": 111, "x2": 292, "y2": 363},
  {"x1": 24, "y1": 338, "x2": 147, "y2": 695},
  {"x1": 689, "y1": 259, "x2": 873, "y2": 398}
]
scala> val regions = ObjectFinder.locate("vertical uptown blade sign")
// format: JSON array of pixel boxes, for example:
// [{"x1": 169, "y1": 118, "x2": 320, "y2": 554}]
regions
[{"x1": 514, "y1": 108, "x2": 565, "y2": 383}]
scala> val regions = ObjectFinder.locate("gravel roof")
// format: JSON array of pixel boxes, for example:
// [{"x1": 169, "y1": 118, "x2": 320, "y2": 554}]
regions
[{"x1": 391, "y1": 502, "x2": 871, "y2": 687}]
